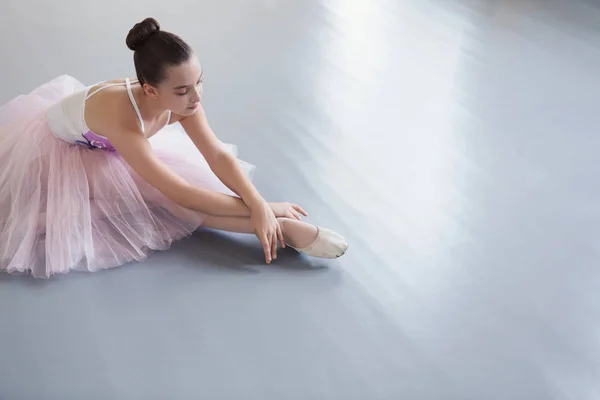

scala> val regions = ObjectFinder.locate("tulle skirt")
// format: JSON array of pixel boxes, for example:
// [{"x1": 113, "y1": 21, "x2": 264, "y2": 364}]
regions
[{"x1": 0, "y1": 75, "x2": 255, "y2": 278}]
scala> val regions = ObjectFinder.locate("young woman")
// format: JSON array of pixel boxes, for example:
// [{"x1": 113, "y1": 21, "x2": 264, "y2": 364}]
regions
[{"x1": 0, "y1": 17, "x2": 348, "y2": 278}]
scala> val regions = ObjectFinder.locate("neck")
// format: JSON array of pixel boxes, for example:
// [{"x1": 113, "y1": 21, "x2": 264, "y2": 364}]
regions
[{"x1": 132, "y1": 85, "x2": 166, "y2": 122}]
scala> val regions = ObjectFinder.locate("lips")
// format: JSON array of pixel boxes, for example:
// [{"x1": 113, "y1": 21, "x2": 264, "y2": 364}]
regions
[{"x1": 188, "y1": 103, "x2": 199, "y2": 110}]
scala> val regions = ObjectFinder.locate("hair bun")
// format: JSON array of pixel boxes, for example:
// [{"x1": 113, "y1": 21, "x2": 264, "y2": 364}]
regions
[{"x1": 126, "y1": 17, "x2": 160, "y2": 51}]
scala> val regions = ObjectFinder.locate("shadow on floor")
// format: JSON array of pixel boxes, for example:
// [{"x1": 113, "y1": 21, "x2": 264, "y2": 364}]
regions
[{"x1": 0, "y1": 228, "x2": 337, "y2": 284}]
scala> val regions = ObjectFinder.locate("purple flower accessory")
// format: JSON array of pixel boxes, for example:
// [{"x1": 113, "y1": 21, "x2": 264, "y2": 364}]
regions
[{"x1": 76, "y1": 131, "x2": 116, "y2": 152}]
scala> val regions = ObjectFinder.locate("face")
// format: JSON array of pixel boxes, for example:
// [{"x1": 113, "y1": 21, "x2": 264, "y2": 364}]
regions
[{"x1": 145, "y1": 55, "x2": 204, "y2": 116}]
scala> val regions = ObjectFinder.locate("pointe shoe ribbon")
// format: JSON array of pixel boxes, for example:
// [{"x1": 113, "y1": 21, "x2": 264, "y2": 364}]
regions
[{"x1": 286, "y1": 226, "x2": 348, "y2": 259}]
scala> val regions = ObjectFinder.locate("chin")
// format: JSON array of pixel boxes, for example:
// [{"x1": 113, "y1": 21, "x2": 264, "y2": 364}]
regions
[{"x1": 181, "y1": 105, "x2": 199, "y2": 116}]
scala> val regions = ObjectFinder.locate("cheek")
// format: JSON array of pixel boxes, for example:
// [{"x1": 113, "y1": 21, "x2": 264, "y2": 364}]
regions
[{"x1": 168, "y1": 95, "x2": 188, "y2": 108}]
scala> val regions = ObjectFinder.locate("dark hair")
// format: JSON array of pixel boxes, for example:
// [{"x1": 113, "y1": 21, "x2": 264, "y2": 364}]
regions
[{"x1": 125, "y1": 17, "x2": 193, "y2": 86}]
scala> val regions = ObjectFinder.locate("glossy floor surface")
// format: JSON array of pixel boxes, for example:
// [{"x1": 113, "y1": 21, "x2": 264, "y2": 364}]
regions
[{"x1": 2, "y1": 0, "x2": 600, "y2": 399}]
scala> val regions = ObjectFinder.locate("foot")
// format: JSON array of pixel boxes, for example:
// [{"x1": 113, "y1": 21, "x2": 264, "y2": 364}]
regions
[{"x1": 278, "y1": 218, "x2": 348, "y2": 259}]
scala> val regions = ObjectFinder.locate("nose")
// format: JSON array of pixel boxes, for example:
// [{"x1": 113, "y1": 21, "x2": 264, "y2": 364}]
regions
[{"x1": 191, "y1": 87, "x2": 202, "y2": 103}]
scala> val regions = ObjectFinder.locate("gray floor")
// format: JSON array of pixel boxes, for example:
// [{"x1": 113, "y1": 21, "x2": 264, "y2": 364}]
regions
[{"x1": 2, "y1": 0, "x2": 600, "y2": 399}]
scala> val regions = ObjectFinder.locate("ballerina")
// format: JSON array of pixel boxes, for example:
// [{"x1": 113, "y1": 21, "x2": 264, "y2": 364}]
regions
[{"x1": 0, "y1": 17, "x2": 348, "y2": 278}]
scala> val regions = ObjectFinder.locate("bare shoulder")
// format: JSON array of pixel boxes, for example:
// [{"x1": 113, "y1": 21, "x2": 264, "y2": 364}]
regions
[
  {"x1": 84, "y1": 80, "x2": 141, "y2": 137},
  {"x1": 168, "y1": 113, "x2": 186, "y2": 125},
  {"x1": 169, "y1": 109, "x2": 203, "y2": 125},
  {"x1": 87, "y1": 77, "x2": 138, "y2": 92}
]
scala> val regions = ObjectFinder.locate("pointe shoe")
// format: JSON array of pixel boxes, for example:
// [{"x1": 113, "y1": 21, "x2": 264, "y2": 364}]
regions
[{"x1": 286, "y1": 226, "x2": 348, "y2": 259}]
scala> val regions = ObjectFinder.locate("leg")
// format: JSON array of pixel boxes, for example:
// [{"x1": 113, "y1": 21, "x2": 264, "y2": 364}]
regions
[
  {"x1": 202, "y1": 215, "x2": 348, "y2": 259},
  {"x1": 202, "y1": 215, "x2": 255, "y2": 234},
  {"x1": 203, "y1": 216, "x2": 318, "y2": 248}
]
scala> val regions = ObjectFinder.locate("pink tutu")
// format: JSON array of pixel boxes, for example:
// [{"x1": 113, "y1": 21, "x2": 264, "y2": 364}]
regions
[{"x1": 0, "y1": 75, "x2": 255, "y2": 278}]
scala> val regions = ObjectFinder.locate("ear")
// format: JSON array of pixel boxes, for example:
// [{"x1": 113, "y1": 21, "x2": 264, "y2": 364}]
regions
[{"x1": 143, "y1": 83, "x2": 160, "y2": 99}]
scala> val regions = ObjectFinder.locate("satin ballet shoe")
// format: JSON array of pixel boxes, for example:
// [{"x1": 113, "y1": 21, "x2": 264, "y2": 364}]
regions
[{"x1": 285, "y1": 226, "x2": 348, "y2": 259}]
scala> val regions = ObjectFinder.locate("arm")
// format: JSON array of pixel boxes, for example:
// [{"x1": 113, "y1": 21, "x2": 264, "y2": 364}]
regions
[
  {"x1": 178, "y1": 105, "x2": 265, "y2": 211},
  {"x1": 109, "y1": 129, "x2": 252, "y2": 217},
  {"x1": 178, "y1": 106, "x2": 288, "y2": 263}
]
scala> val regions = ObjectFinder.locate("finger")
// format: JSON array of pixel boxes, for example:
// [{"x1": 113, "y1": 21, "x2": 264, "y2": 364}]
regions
[
  {"x1": 294, "y1": 204, "x2": 308, "y2": 216},
  {"x1": 293, "y1": 211, "x2": 302, "y2": 220},
  {"x1": 277, "y1": 224, "x2": 286, "y2": 248},
  {"x1": 260, "y1": 234, "x2": 271, "y2": 264},
  {"x1": 271, "y1": 231, "x2": 278, "y2": 260}
]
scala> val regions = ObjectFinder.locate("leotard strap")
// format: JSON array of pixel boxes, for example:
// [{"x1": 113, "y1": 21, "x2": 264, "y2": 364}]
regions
[{"x1": 125, "y1": 78, "x2": 145, "y2": 133}]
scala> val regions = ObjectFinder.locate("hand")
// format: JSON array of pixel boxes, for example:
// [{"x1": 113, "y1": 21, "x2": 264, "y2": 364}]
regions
[
  {"x1": 268, "y1": 202, "x2": 308, "y2": 220},
  {"x1": 250, "y1": 201, "x2": 285, "y2": 264}
]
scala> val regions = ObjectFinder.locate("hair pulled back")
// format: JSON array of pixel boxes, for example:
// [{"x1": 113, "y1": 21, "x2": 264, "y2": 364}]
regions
[{"x1": 125, "y1": 17, "x2": 192, "y2": 86}]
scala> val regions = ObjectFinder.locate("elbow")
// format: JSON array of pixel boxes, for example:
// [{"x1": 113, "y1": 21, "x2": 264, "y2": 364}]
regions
[
  {"x1": 172, "y1": 188, "x2": 199, "y2": 211},
  {"x1": 157, "y1": 182, "x2": 198, "y2": 211},
  {"x1": 208, "y1": 147, "x2": 235, "y2": 171},
  {"x1": 173, "y1": 195, "x2": 195, "y2": 211},
  {"x1": 167, "y1": 183, "x2": 216, "y2": 215}
]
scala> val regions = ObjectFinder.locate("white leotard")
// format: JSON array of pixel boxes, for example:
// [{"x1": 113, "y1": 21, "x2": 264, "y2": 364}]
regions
[{"x1": 46, "y1": 78, "x2": 171, "y2": 151}]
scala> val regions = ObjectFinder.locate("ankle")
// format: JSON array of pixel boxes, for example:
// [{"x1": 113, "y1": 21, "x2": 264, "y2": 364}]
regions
[{"x1": 276, "y1": 218, "x2": 318, "y2": 249}]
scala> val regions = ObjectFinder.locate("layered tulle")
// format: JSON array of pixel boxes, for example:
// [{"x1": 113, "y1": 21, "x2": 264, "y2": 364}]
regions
[{"x1": 0, "y1": 75, "x2": 255, "y2": 278}]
